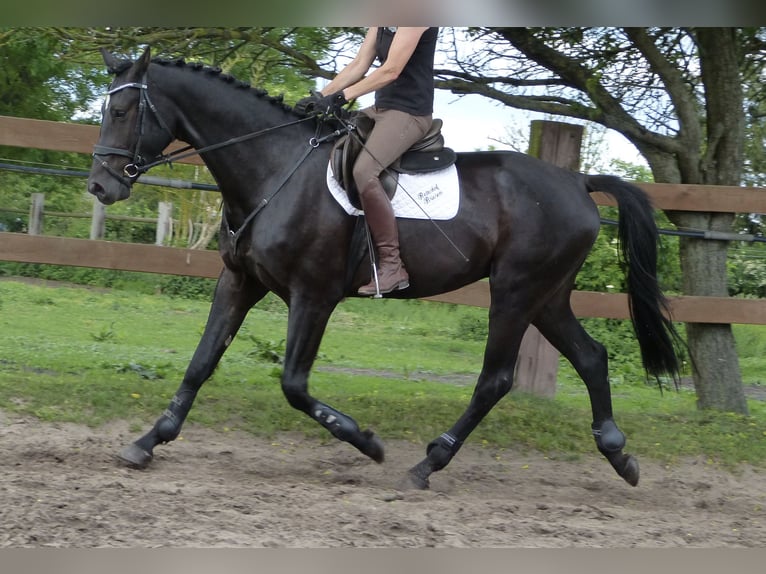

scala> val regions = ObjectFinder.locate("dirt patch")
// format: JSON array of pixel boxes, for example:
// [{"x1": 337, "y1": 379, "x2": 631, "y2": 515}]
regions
[
  {"x1": 317, "y1": 366, "x2": 766, "y2": 401},
  {"x1": 0, "y1": 409, "x2": 763, "y2": 548}
]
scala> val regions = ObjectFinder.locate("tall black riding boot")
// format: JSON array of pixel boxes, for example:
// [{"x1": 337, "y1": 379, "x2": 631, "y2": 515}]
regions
[{"x1": 358, "y1": 179, "x2": 409, "y2": 296}]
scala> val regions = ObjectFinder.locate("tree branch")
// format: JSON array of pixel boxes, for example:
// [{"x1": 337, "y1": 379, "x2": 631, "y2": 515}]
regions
[
  {"x1": 622, "y1": 28, "x2": 702, "y2": 150},
  {"x1": 488, "y1": 27, "x2": 682, "y2": 155},
  {"x1": 434, "y1": 67, "x2": 564, "y2": 88},
  {"x1": 435, "y1": 78, "x2": 598, "y2": 120}
]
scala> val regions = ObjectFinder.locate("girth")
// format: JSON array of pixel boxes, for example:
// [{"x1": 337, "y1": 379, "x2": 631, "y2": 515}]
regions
[{"x1": 330, "y1": 114, "x2": 457, "y2": 209}]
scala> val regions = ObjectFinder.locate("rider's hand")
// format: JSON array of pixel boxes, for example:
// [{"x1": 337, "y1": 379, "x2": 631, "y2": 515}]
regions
[
  {"x1": 294, "y1": 90, "x2": 323, "y2": 116},
  {"x1": 314, "y1": 91, "x2": 349, "y2": 117}
]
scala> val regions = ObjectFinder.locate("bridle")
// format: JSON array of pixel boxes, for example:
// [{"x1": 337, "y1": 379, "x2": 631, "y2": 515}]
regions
[
  {"x1": 91, "y1": 70, "x2": 351, "y2": 252},
  {"x1": 92, "y1": 74, "x2": 175, "y2": 187},
  {"x1": 92, "y1": 73, "x2": 324, "y2": 189}
]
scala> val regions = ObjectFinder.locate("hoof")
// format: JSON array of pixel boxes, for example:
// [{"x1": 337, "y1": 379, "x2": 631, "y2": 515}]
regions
[
  {"x1": 117, "y1": 443, "x2": 153, "y2": 469},
  {"x1": 400, "y1": 459, "x2": 432, "y2": 490},
  {"x1": 398, "y1": 470, "x2": 430, "y2": 491},
  {"x1": 619, "y1": 454, "x2": 640, "y2": 487},
  {"x1": 360, "y1": 430, "x2": 385, "y2": 463}
]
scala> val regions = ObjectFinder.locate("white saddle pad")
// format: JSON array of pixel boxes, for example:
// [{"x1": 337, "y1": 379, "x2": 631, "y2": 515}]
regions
[{"x1": 325, "y1": 162, "x2": 460, "y2": 220}]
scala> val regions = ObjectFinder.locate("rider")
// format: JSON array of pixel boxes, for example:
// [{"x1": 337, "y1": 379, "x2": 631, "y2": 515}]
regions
[{"x1": 301, "y1": 27, "x2": 439, "y2": 296}]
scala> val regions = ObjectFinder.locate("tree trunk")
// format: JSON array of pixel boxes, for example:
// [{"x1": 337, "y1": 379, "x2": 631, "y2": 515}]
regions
[
  {"x1": 451, "y1": 26, "x2": 752, "y2": 413},
  {"x1": 664, "y1": 29, "x2": 748, "y2": 414},
  {"x1": 671, "y1": 212, "x2": 748, "y2": 413}
]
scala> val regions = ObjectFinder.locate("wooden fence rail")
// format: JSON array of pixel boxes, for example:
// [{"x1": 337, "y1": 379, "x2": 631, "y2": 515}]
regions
[
  {"x1": 1, "y1": 115, "x2": 765, "y2": 325},
  {"x1": 1, "y1": 115, "x2": 765, "y2": 398},
  {"x1": 3, "y1": 115, "x2": 766, "y2": 213},
  {"x1": 2, "y1": 231, "x2": 764, "y2": 326},
  {"x1": 8, "y1": 192, "x2": 176, "y2": 245}
]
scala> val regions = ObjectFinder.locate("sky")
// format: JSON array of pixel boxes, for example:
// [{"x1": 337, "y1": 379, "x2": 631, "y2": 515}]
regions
[
  {"x1": 344, "y1": 76, "x2": 647, "y2": 171},
  {"x1": 431, "y1": 89, "x2": 646, "y2": 167},
  {"x1": 336, "y1": 29, "x2": 649, "y2": 169}
]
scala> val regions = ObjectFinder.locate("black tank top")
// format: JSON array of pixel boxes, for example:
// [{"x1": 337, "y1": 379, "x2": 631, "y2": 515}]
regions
[{"x1": 374, "y1": 27, "x2": 438, "y2": 116}]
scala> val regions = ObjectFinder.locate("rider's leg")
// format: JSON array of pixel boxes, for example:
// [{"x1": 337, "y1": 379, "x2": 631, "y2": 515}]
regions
[{"x1": 353, "y1": 107, "x2": 431, "y2": 296}]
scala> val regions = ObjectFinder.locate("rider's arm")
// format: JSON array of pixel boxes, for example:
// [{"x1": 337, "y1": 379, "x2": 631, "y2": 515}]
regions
[
  {"x1": 320, "y1": 28, "x2": 379, "y2": 96},
  {"x1": 322, "y1": 27, "x2": 430, "y2": 102}
]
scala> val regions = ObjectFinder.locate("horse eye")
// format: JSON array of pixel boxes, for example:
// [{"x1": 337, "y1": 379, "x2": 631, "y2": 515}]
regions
[{"x1": 111, "y1": 108, "x2": 127, "y2": 119}]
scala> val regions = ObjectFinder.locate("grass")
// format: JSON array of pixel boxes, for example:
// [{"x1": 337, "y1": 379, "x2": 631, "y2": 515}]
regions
[
  {"x1": 735, "y1": 324, "x2": 766, "y2": 386},
  {"x1": 0, "y1": 277, "x2": 764, "y2": 471}
]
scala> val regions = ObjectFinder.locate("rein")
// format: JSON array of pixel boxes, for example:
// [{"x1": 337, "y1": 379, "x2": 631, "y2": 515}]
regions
[
  {"x1": 92, "y1": 75, "x2": 317, "y2": 181},
  {"x1": 227, "y1": 124, "x2": 351, "y2": 253},
  {"x1": 93, "y1": 75, "x2": 352, "y2": 253},
  {"x1": 139, "y1": 115, "x2": 316, "y2": 174}
]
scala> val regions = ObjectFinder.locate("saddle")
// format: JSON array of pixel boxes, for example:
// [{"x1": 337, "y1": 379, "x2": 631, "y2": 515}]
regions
[{"x1": 330, "y1": 114, "x2": 457, "y2": 210}]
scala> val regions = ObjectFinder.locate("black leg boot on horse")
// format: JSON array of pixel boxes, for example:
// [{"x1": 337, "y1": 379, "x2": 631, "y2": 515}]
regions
[{"x1": 358, "y1": 178, "x2": 410, "y2": 296}]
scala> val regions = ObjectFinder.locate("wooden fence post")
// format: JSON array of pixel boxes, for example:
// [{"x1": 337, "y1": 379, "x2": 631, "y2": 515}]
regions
[
  {"x1": 513, "y1": 120, "x2": 585, "y2": 398},
  {"x1": 156, "y1": 201, "x2": 173, "y2": 246},
  {"x1": 90, "y1": 200, "x2": 106, "y2": 240},
  {"x1": 28, "y1": 193, "x2": 44, "y2": 235}
]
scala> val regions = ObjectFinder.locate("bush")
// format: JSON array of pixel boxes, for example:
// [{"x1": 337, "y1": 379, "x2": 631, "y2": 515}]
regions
[
  {"x1": 578, "y1": 318, "x2": 647, "y2": 383},
  {"x1": 728, "y1": 245, "x2": 766, "y2": 298},
  {"x1": 0, "y1": 263, "x2": 215, "y2": 300},
  {"x1": 157, "y1": 275, "x2": 216, "y2": 300}
]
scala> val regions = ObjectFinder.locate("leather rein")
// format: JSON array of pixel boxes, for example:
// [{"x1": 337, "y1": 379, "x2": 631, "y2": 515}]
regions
[
  {"x1": 92, "y1": 76, "x2": 351, "y2": 251},
  {"x1": 93, "y1": 75, "x2": 320, "y2": 185}
]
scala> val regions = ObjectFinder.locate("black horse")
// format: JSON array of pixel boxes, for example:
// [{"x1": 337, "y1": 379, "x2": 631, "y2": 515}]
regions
[{"x1": 87, "y1": 47, "x2": 680, "y2": 489}]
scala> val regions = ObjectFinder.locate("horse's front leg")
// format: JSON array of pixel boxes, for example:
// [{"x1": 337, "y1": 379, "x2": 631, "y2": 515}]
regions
[
  {"x1": 118, "y1": 269, "x2": 268, "y2": 468},
  {"x1": 280, "y1": 297, "x2": 384, "y2": 463}
]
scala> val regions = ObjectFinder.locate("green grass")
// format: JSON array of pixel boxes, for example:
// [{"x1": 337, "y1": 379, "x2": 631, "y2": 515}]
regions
[
  {"x1": 735, "y1": 324, "x2": 766, "y2": 386},
  {"x1": 0, "y1": 278, "x2": 764, "y2": 471}
]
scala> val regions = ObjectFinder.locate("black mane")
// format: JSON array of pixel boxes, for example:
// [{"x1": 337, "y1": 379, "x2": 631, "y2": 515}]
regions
[{"x1": 149, "y1": 57, "x2": 298, "y2": 115}]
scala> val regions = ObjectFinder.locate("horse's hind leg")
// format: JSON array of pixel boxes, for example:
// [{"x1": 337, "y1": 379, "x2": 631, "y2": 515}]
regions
[
  {"x1": 405, "y1": 289, "x2": 529, "y2": 489},
  {"x1": 118, "y1": 269, "x2": 267, "y2": 468},
  {"x1": 533, "y1": 296, "x2": 639, "y2": 486}
]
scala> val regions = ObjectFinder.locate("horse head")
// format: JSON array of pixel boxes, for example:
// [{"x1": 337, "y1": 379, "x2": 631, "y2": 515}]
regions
[{"x1": 88, "y1": 47, "x2": 175, "y2": 205}]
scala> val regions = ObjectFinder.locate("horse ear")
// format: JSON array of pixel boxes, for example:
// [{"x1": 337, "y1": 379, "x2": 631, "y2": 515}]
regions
[
  {"x1": 99, "y1": 47, "x2": 151, "y2": 75},
  {"x1": 101, "y1": 47, "x2": 125, "y2": 74},
  {"x1": 134, "y1": 46, "x2": 152, "y2": 74}
]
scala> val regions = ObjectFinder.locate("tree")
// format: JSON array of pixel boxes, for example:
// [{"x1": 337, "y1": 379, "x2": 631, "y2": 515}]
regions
[
  {"x1": 47, "y1": 27, "x2": 347, "y2": 105},
  {"x1": 0, "y1": 29, "x2": 100, "y2": 234},
  {"x1": 5, "y1": 27, "x2": 761, "y2": 412},
  {"x1": 426, "y1": 27, "x2": 761, "y2": 415}
]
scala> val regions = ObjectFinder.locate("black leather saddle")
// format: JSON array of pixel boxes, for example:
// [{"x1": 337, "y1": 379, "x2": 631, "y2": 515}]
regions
[{"x1": 330, "y1": 114, "x2": 457, "y2": 210}]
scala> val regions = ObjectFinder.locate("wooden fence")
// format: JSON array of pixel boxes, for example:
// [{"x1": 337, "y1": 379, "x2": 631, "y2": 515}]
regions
[
  {"x1": 5, "y1": 194, "x2": 174, "y2": 245},
  {"x1": 1, "y1": 115, "x2": 765, "y2": 396}
]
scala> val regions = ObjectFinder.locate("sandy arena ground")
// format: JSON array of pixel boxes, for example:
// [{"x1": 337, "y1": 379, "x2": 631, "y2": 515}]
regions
[{"x1": 1, "y1": 408, "x2": 764, "y2": 548}]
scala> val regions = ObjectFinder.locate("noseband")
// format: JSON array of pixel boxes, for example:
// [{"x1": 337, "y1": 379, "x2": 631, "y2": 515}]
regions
[{"x1": 92, "y1": 75, "x2": 174, "y2": 186}]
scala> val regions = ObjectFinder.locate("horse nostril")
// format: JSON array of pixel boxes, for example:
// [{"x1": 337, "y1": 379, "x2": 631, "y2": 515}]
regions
[{"x1": 88, "y1": 181, "x2": 104, "y2": 198}]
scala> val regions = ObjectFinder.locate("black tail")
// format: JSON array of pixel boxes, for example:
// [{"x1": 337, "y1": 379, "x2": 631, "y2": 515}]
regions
[{"x1": 587, "y1": 175, "x2": 681, "y2": 382}]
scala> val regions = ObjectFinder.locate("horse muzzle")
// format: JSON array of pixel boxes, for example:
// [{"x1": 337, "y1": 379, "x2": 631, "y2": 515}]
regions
[
  {"x1": 87, "y1": 157, "x2": 135, "y2": 205},
  {"x1": 87, "y1": 173, "x2": 131, "y2": 205}
]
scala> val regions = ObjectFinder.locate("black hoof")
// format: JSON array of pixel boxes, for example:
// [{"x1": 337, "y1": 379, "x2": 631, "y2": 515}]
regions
[
  {"x1": 399, "y1": 470, "x2": 430, "y2": 490},
  {"x1": 400, "y1": 459, "x2": 432, "y2": 490},
  {"x1": 359, "y1": 430, "x2": 385, "y2": 463},
  {"x1": 117, "y1": 443, "x2": 153, "y2": 469},
  {"x1": 619, "y1": 454, "x2": 640, "y2": 487}
]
